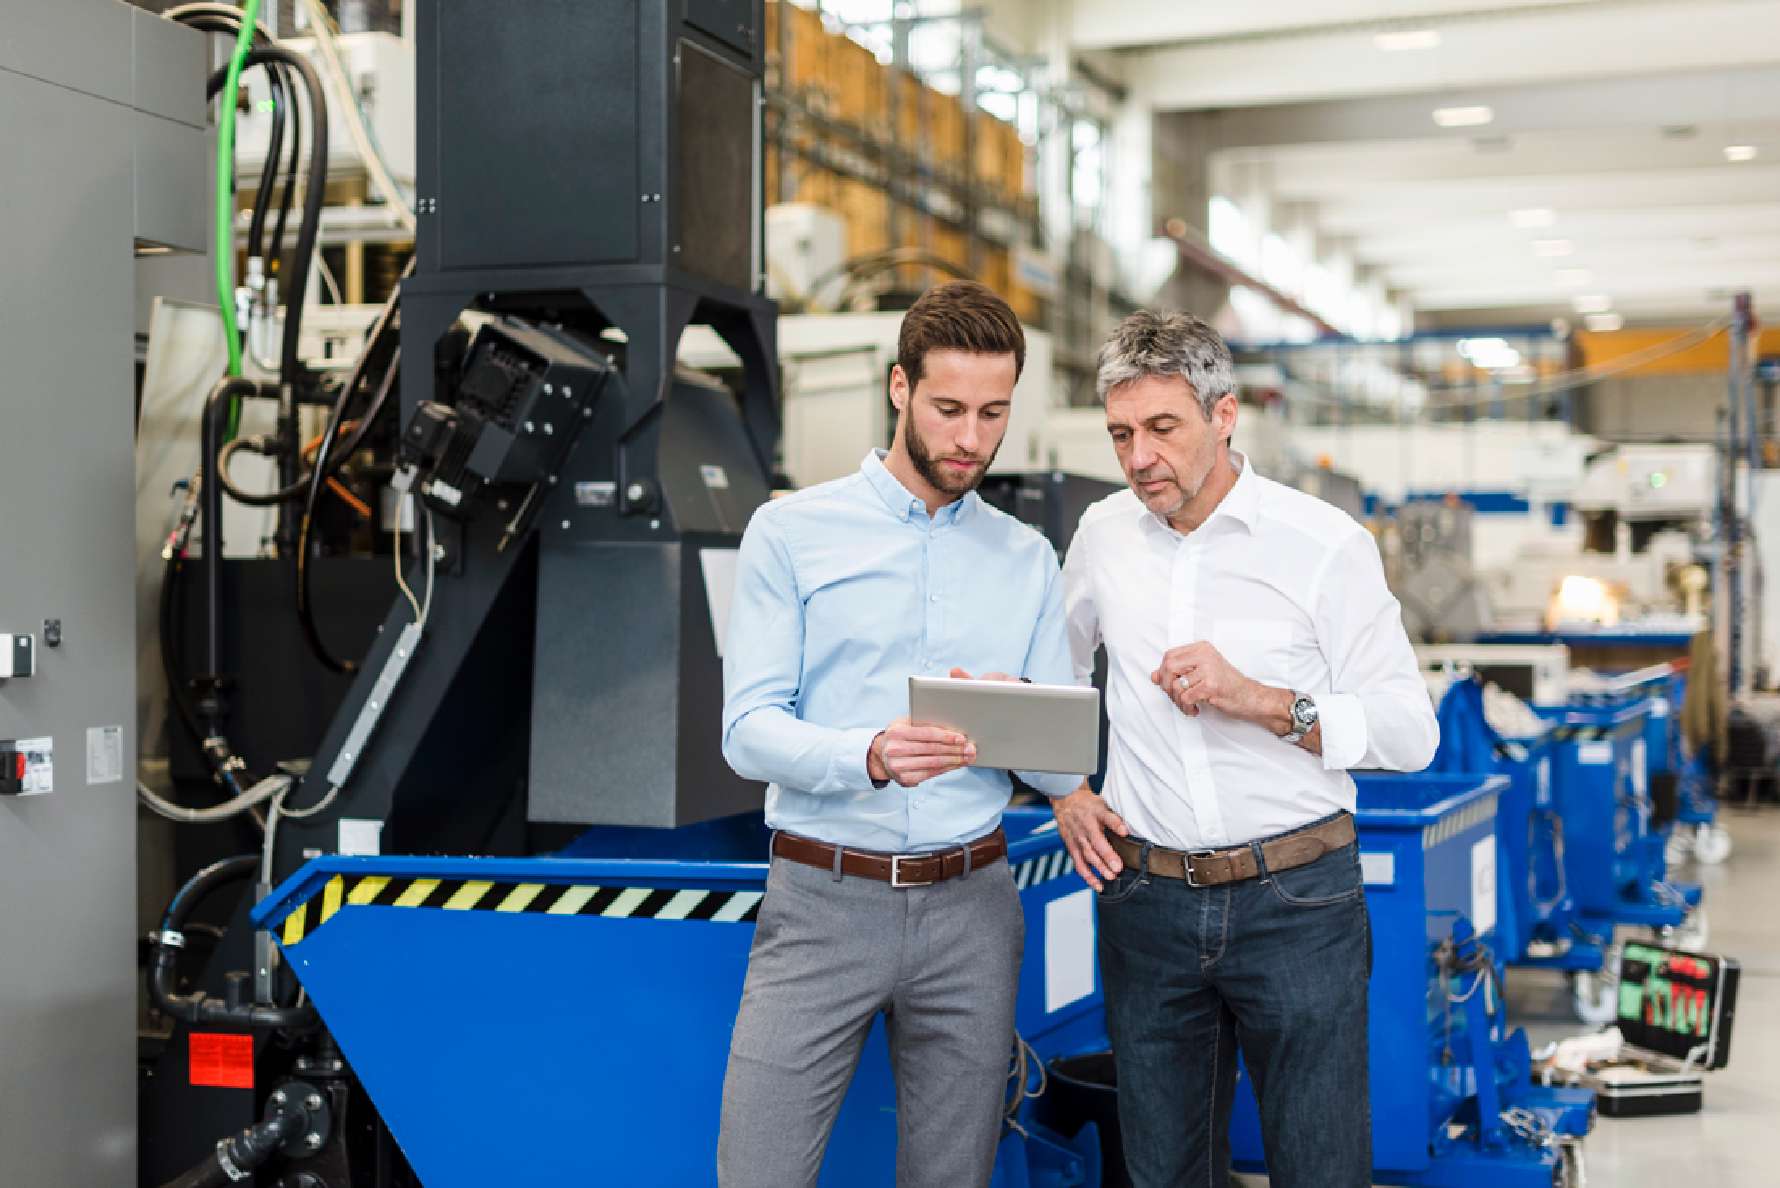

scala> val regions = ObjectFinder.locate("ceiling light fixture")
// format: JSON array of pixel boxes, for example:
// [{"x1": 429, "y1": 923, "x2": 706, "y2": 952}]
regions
[
  {"x1": 1534, "y1": 239, "x2": 1574, "y2": 258},
  {"x1": 1585, "y1": 313, "x2": 1625, "y2": 332},
  {"x1": 1573, "y1": 294, "x2": 1613, "y2": 315},
  {"x1": 1725, "y1": 144, "x2": 1759, "y2": 162},
  {"x1": 1457, "y1": 337, "x2": 1522, "y2": 370},
  {"x1": 1375, "y1": 29, "x2": 1441, "y2": 51},
  {"x1": 1433, "y1": 105, "x2": 1493, "y2": 128},
  {"x1": 1510, "y1": 208, "x2": 1557, "y2": 229},
  {"x1": 1554, "y1": 268, "x2": 1593, "y2": 287}
]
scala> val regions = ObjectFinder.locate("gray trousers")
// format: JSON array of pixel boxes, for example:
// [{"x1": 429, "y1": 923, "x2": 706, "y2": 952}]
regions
[{"x1": 717, "y1": 850, "x2": 1024, "y2": 1188}]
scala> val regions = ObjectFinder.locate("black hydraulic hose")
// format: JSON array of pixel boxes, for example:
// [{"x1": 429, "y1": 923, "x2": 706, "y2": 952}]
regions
[
  {"x1": 150, "y1": 856, "x2": 318, "y2": 1031},
  {"x1": 161, "y1": 855, "x2": 258, "y2": 935},
  {"x1": 245, "y1": 62, "x2": 286, "y2": 262},
  {"x1": 202, "y1": 376, "x2": 264, "y2": 686},
  {"x1": 158, "y1": 552, "x2": 212, "y2": 768},
  {"x1": 206, "y1": 46, "x2": 328, "y2": 389},
  {"x1": 157, "y1": 1113, "x2": 303, "y2": 1188},
  {"x1": 269, "y1": 59, "x2": 304, "y2": 283}
]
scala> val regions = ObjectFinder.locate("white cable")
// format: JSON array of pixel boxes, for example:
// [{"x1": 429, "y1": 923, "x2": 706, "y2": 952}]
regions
[
  {"x1": 136, "y1": 773, "x2": 292, "y2": 824},
  {"x1": 393, "y1": 512, "x2": 423, "y2": 621},
  {"x1": 419, "y1": 509, "x2": 437, "y2": 625},
  {"x1": 276, "y1": 782, "x2": 343, "y2": 820},
  {"x1": 314, "y1": 250, "x2": 345, "y2": 305},
  {"x1": 297, "y1": 0, "x2": 417, "y2": 233}
]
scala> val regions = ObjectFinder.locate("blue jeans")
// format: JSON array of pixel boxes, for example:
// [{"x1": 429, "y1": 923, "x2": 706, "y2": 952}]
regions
[{"x1": 1096, "y1": 821, "x2": 1372, "y2": 1188}]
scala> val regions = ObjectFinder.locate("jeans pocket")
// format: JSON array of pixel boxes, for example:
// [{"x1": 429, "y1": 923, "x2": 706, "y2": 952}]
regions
[
  {"x1": 1096, "y1": 869, "x2": 1148, "y2": 905},
  {"x1": 1264, "y1": 843, "x2": 1364, "y2": 908}
]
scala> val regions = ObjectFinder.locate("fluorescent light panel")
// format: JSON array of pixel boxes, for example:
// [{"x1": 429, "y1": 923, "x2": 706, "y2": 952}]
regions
[
  {"x1": 1554, "y1": 268, "x2": 1592, "y2": 287},
  {"x1": 1375, "y1": 29, "x2": 1441, "y2": 51},
  {"x1": 1510, "y1": 208, "x2": 1556, "y2": 229},
  {"x1": 1725, "y1": 144, "x2": 1759, "y2": 162},
  {"x1": 1585, "y1": 313, "x2": 1625, "y2": 332},
  {"x1": 1433, "y1": 105, "x2": 1493, "y2": 128},
  {"x1": 1573, "y1": 294, "x2": 1613, "y2": 315}
]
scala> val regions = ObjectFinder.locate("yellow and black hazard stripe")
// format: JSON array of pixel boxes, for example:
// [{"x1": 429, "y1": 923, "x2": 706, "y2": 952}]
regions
[{"x1": 276, "y1": 874, "x2": 764, "y2": 946}]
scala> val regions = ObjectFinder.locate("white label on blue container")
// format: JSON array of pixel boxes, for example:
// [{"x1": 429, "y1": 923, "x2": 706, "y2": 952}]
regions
[
  {"x1": 1045, "y1": 890, "x2": 1095, "y2": 1013},
  {"x1": 1470, "y1": 838, "x2": 1497, "y2": 934},
  {"x1": 1631, "y1": 739, "x2": 1648, "y2": 798},
  {"x1": 1360, "y1": 851, "x2": 1395, "y2": 886},
  {"x1": 1537, "y1": 758, "x2": 1552, "y2": 804},
  {"x1": 1578, "y1": 740, "x2": 1614, "y2": 766},
  {"x1": 1651, "y1": 698, "x2": 1670, "y2": 719}
]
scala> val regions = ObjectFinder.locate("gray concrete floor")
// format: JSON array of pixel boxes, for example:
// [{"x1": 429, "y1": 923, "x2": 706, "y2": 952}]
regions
[
  {"x1": 1507, "y1": 805, "x2": 1780, "y2": 1186},
  {"x1": 1237, "y1": 806, "x2": 1780, "y2": 1187}
]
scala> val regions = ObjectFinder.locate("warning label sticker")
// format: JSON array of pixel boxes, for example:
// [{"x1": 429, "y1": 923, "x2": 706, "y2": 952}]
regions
[
  {"x1": 87, "y1": 725, "x2": 123, "y2": 785},
  {"x1": 188, "y1": 1032, "x2": 255, "y2": 1090}
]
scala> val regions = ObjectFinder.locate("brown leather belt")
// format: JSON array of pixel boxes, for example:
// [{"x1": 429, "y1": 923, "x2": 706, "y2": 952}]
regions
[
  {"x1": 772, "y1": 829, "x2": 1007, "y2": 888},
  {"x1": 1108, "y1": 813, "x2": 1355, "y2": 888}
]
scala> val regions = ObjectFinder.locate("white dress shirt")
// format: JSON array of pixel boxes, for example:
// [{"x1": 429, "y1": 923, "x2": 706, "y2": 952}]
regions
[{"x1": 1063, "y1": 454, "x2": 1439, "y2": 851}]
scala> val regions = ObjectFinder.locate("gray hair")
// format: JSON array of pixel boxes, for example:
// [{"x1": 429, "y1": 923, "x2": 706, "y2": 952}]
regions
[{"x1": 1094, "y1": 310, "x2": 1235, "y2": 416}]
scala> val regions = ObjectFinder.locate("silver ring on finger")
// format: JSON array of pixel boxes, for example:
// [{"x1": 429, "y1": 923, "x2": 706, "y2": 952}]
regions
[{"x1": 1176, "y1": 673, "x2": 1191, "y2": 690}]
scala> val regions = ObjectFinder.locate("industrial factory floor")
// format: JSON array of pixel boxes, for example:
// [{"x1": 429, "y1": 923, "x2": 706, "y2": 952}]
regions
[
  {"x1": 1508, "y1": 806, "x2": 1780, "y2": 1187},
  {"x1": 1235, "y1": 806, "x2": 1780, "y2": 1187}
]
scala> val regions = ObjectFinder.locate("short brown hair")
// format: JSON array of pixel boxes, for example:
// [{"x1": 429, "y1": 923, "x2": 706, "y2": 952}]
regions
[{"x1": 896, "y1": 280, "x2": 1025, "y2": 391}]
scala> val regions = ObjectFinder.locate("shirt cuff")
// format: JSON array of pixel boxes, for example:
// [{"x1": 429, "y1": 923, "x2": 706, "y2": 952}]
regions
[
  {"x1": 1018, "y1": 770, "x2": 1086, "y2": 798},
  {"x1": 827, "y1": 725, "x2": 883, "y2": 792},
  {"x1": 1314, "y1": 693, "x2": 1367, "y2": 771}
]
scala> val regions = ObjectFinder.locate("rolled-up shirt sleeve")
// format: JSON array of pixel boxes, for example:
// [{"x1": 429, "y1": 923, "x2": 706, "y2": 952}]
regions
[
  {"x1": 1015, "y1": 560, "x2": 1089, "y2": 796},
  {"x1": 1311, "y1": 529, "x2": 1439, "y2": 772},
  {"x1": 721, "y1": 512, "x2": 877, "y2": 793}
]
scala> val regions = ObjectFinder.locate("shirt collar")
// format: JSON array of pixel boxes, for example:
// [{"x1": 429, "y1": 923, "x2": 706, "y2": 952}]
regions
[
  {"x1": 1138, "y1": 450, "x2": 1262, "y2": 536},
  {"x1": 860, "y1": 449, "x2": 977, "y2": 525}
]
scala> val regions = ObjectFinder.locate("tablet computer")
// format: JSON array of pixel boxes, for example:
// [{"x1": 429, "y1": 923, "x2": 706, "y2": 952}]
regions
[{"x1": 908, "y1": 676, "x2": 1100, "y2": 775}]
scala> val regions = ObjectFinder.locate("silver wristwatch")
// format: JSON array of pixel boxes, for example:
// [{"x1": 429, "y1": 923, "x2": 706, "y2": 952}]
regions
[{"x1": 1282, "y1": 693, "x2": 1319, "y2": 744}]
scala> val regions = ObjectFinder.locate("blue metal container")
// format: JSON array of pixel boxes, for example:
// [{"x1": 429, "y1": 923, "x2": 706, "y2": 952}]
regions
[
  {"x1": 254, "y1": 808, "x2": 1106, "y2": 1187},
  {"x1": 1228, "y1": 772, "x2": 1593, "y2": 1186},
  {"x1": 1428, "y1": 679, "x2": 1596, "y2": 971},
  {"x1": 1534, "y1": 702, "x2": 1701, "y2": 931}
]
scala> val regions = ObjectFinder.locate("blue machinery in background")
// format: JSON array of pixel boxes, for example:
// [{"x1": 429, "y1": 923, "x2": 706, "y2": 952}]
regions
[
  {"x1": 259, "y1": 777, "x2": 1595, "y2": 1187},
  {"x1": 1430, "y1": 674, "x2": 1706, "y2": 1022},
  {"x1": 256, "y1": 809, "x2": 1106, "y2": 1188},
  {"x1": 1231, "y1": 773, "x2": 1593, "y2": 1186}
]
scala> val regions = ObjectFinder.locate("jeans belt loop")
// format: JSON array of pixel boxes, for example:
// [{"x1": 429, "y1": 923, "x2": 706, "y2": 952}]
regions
[
  {"x1": 961, "y1": 838, "x2": 974, "y2": 879},
  {"x1": 1249, "y1": 838, "x2": 1272, "y2": 884},
  {"x1": 1138, "y1": 840, "x2": 1154, "y2": 885},
  {"x1": 831, "y1": 841, "x2": 845, "y2": 883}
]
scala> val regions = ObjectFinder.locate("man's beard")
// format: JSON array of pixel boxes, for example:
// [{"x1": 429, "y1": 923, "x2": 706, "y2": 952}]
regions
[
  {"x1": 1131, "y1": 440, "x2": 1215, "y2": 519},
  {"x1": 905, "y1": 413, "x2": 999, "y2": 497}
]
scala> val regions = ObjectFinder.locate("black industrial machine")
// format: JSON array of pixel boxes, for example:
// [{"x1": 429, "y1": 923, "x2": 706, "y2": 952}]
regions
[{"x1": 142, "y1": 3, "x2": 777, "y2": 1184}]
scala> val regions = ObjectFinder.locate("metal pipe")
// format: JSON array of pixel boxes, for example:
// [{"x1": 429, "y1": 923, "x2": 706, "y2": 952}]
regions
[{"x1": 201, "y1": 376, "x2": 263, "y2": 694}]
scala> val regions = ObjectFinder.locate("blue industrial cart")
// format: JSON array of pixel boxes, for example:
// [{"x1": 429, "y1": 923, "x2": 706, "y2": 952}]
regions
[
  {"x1": 255, "y1": 808, "x2": 1108, "y2": 1187},
  {"x1": 1229, "y1": 771, "x2": 1595, "y2": 1186},
  {"x1": 1532, "y1": 701, "x2": 1702, "y2": 935}
]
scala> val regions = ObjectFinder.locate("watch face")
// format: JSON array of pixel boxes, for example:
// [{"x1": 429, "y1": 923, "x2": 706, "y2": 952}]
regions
[{"x1": 1292, "y1": 697, "x2": 1319, "y2": 730}]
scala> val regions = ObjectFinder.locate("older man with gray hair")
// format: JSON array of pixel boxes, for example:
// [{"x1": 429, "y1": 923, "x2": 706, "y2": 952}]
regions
[{"x1": 1052, "y1": 310, "x2": 1438, "y2": 1187}]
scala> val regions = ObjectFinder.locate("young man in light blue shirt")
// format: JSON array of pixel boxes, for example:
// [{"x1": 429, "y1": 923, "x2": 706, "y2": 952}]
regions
[{"x1": 717, "y1": 281, "x2": 1081, "y2": 1187}]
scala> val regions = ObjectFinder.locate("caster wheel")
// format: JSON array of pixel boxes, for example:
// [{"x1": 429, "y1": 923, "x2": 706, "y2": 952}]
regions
[
  {"x1": 1694, "y1": 825, "x2": 1732, "y2": 865},
  {"x1": 1666, "y1": 906, "x2": 1710, "y2": 952},
  {"x1": 1571, "y1": 968, "x2": 1618, "y2": 1025},
  {"x1": 1664, "y1": 830, "x2": 1692, "y2": 868}
]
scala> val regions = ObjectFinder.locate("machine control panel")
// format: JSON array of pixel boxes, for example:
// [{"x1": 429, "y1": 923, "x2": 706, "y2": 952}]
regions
[
  {"x1": 0, "y1": 737, "x2": 52, "y2": 795},
  {"x1": 1, "y1": 633, "x2": 35, "y2": 679}
]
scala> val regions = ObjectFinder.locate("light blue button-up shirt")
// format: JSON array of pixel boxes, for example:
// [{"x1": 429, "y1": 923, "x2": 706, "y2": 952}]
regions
[{"x1": 721, "y1": 450, "x2": 1081, "y2": 852}]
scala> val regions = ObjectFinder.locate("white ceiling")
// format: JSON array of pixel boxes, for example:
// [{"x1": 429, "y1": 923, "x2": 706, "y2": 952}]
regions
[{"x1": 1082, "y1": 0, "x2": 1780, "y2": 323}]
